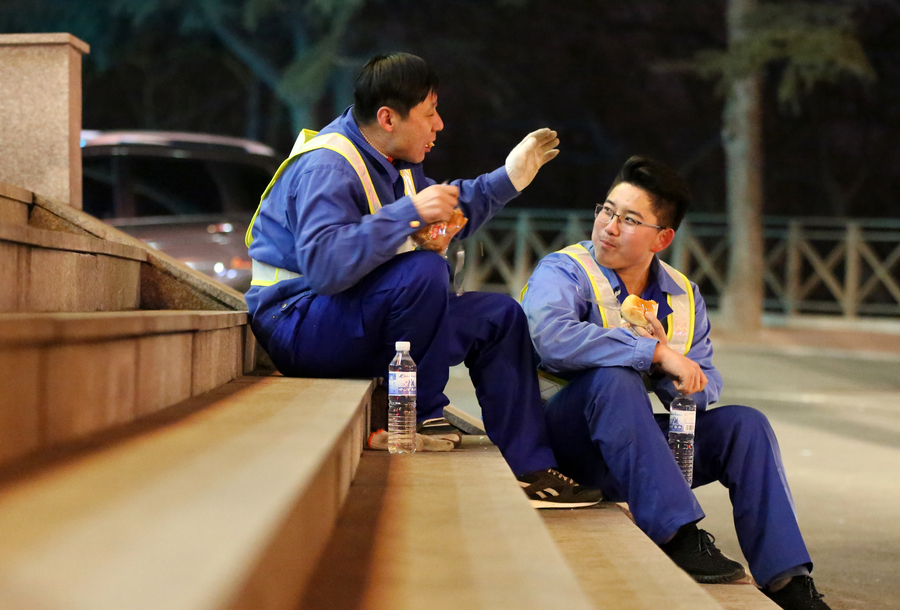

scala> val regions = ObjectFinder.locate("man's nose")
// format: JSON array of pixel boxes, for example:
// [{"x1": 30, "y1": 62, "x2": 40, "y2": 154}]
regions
[
  {"x1": 434, "y1": 111, "x2": 444, "y2": 132},
  {"x1": 605, "y1": 214, "x2": 621, "y2": 235}
]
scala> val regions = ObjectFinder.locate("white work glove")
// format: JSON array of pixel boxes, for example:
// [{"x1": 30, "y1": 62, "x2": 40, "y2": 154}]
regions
[
  {"x1": 367, "y1": 430, "x2": 457, "y2": 452},
  {"x1": 504, "y1": 128, "x2": 560, "y2": 192}
]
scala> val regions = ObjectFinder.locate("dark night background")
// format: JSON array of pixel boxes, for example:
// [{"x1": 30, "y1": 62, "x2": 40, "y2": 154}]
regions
[{"x1": 3, "y1": 0, "x2": 900, "y2": 218}]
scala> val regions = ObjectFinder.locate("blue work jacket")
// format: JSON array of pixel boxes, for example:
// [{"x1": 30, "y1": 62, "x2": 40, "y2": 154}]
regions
[
  {"x1": 246, "y1": 107, "x2": 520, "y2": 319},
  {"x1": 521, "y1": 241, "x2": 723, "y2": 410}
]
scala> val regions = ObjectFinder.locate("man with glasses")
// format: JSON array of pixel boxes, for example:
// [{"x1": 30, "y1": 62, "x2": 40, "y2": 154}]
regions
[{"x1": 520, "y1": 156, "x2": 830, "y2": 610}]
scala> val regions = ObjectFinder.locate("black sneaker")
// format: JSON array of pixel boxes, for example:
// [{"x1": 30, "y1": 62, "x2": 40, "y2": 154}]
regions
[
  {"x1": 660, "y1": 524, "x2": 747, "y2": 584},
  {"x1": 417, "y1": 417, "x2": 462, "y2": 447},
  {"x1": 764, "y1": 576, "x2": 831, "y2": 610},
  {"x1": 516, "y1": 468, "x2": 603, "y2": 509}
]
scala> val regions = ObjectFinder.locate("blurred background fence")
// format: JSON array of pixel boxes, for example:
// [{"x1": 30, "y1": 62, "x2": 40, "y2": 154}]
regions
[{"x1": 460, "y1": 210, "x2": 900, "y2": 318}]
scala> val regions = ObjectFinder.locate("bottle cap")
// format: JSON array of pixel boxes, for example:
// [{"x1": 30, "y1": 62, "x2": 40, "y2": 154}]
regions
[{"x1": 395, "y1": 341, "x2": 411, "y2": 351}]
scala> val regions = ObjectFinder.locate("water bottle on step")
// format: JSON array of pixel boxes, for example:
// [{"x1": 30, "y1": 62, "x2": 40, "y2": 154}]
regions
[
  {"x1": 668, "y1": 394, "x2": 696, "y2": 485},
  {"x1": 388, "y1": 341, "x2": 417, "y2": 454}
]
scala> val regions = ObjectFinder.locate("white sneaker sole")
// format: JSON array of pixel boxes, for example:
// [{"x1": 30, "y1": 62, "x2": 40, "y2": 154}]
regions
[{"x1": 530, "y1": 498, "x2": 602, "y2": 509}]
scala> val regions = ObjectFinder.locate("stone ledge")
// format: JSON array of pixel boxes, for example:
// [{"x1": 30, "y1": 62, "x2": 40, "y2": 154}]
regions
[
  {"x1": 0, "y1": 33, "x2": 90, "y2": 54},
  {"x1": 0, "y1": 376, "x2": 371, "y2": 610},
  {"x1": 0, "y1": 181, "x2": 32, "y2": 204},
  {"x1": 31, "y1": 194, "x2": 247, "y2": 311},
  {"x1": 0, "y1": 310, "x2": 248, "y2": 347},
  {"x1": 302, "y1": 440, "x2": 597, "y2": 610},
  {"x1": 0, "y1": 222, "x2": 147, "y2": 262}
]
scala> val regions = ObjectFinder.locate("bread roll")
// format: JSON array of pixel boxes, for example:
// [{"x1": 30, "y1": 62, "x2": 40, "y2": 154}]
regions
[{"x1": 621, "y1": 294, "x2": 658, "y2": 327}]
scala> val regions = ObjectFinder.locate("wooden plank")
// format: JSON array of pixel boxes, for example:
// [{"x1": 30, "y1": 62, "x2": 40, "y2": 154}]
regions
[
  {"x1": 542, "y1": 504, "x2": 725, "y2": 610},
  {"x1": 301, "y1": 440, "x2": 596, "y2": 610},
  {"x1": 0, "y1": 376, "x2": 372, "y2": 610}
]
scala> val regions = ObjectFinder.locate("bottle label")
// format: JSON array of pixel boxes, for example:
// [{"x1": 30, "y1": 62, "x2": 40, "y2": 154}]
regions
[
  {"x1": 388, "y1": 371, "x2": 416, "y2": 396},
  {"x1": 670, "y1": 409, "x2": 696, "y2": 434}
]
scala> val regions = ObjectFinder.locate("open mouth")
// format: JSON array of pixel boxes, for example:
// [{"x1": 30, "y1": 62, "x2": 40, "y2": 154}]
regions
[{"x1": 426, "y1": 141, "x2": 435, "y2": 149}]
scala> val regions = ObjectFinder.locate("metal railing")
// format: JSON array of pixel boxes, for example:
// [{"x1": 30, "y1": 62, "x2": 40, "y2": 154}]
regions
[{"x1": 459, "y1": 209, "x2": 900, "y2": 318}]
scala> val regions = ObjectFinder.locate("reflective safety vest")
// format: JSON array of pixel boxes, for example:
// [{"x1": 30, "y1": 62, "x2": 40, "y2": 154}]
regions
[
  {"x1": 246, "y1": 129, "x2": 418, "y2": 287},
  {"x1": 525, "y1": 243, "x2": 697, "y2": 400}
]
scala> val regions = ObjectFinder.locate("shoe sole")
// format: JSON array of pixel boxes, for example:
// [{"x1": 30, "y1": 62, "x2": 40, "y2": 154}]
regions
[
  {"x1": 690, "y1": 567, "x2": 747, "y2": 584},
  {"x1": 530, "y1": 498, "x2": 602, "y2": 509},
  {"x1": 443, "y1": 405, "x2": 487, "y2": 435}
]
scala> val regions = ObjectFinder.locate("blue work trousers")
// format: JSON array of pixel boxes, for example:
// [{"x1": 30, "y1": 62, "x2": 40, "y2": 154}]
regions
[
  {"x1": 256, "y1": 250, "x2": 556, "y2": 476},
  {"x1": 544, "y1": 366, "x2": 812, "y2": 587}
]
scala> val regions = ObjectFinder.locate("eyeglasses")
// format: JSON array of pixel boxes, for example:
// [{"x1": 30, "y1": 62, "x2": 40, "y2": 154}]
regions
[{"x1": 594, "y1": 203, "x2": 666, "y2": 233}]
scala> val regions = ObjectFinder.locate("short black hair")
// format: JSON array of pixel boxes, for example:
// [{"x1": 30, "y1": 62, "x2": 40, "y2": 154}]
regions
[
  {"x1": 352, "y1": 53, "x2": 439, "y2": 125},
  {"x1": 607, "y1": 156, "x2": 691, "y2": 231}
]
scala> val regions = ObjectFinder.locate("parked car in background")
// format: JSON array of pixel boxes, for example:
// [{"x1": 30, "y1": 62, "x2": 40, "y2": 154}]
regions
[{"x1": 81, "y1": 130, "x2": 281, "y2": 292}]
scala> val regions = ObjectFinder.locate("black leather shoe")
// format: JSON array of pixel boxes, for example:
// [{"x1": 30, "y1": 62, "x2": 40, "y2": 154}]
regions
[
  {"x1": 660, "y1": 523, "x2": 747, "y2": 584},
  {"x1": 764, "y1": 576, "x2": 831, "y2": 610}
]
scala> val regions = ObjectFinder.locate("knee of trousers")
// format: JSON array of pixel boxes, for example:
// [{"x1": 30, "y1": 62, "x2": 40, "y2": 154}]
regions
[
  {"x1": 578, "y1": 367, "x2": 656, "y2": 429},
  {"x1": 391, "y1": 251, "x2": 450, "y2": 297},
  {"x1": 715, "y1": 405, "x2": 775, "y2": 438},
  {"x1": 477, "y1": 291, "x2": 531, "y2": 330}
]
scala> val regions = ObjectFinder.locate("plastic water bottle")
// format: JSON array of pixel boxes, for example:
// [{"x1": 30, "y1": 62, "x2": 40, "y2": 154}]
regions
[
  {"x1": 668, "y1": 395, "x2": 696, "y2": 485},
  {"x1": 388, "y1": 341, "x2": 417, "y2": 454}
]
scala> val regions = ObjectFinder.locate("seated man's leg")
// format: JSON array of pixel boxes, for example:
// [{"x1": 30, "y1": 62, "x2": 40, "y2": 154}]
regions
[
  {"x1": 689, "y1": 405, "x2": 813, "y2": 589},
  {"x1": 544, "y1": 366, "x2": 704, "y2": 542},
  {"x1": 260, "y1": 251, "x2": 453, "y2": 419},
  {"x1": 446, "y1": 291, "x2": 556, "y2": 476}
]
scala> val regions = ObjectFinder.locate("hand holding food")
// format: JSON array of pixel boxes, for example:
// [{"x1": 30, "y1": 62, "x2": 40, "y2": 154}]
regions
[
  {"x1": 411, "y1": 207, "x2": 468, "y2": 254},
  {"x1": 621, "y1": 294, "x2": 658, "y2": 328}
]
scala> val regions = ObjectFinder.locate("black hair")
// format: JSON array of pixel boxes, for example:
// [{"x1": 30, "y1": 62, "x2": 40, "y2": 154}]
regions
[
  {"x1": 352, "y1": 53, "x2": 439, "y2": 125},
  {"x1": 607, "y1": 156, "x2": 691, "y2": 231}
]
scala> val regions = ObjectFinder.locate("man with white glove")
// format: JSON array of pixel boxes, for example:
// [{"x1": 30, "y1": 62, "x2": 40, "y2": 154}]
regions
[
  {"x1": 245, "y1": 53, "x2": 601, "y2": 508},
  {"x1": 506, "y1": 128, "x2": 561, "y2": 192}
]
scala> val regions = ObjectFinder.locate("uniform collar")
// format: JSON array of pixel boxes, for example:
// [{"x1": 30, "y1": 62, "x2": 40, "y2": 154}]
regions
[{"x1": 338, "y1": 107, "x2": 405, "y2": 182}]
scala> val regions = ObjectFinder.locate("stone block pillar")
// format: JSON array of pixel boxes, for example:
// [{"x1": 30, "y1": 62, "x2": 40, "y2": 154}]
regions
[{"x1": 0, "y1": 33, "x2": 90, "y2": 209}]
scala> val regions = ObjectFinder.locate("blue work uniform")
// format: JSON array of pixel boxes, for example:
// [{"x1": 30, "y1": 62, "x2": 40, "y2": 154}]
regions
[
  {"x1": 245, "y1": 107, "x2": 556, "y2": 476},
  {"x1": 521, "y1": 241, "x2": 812, "y2": 587}
]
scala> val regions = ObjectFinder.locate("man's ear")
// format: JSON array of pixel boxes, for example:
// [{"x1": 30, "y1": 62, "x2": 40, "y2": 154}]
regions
[
  {"x1": 376, "y1": 107, "x2": 396, "y2": 132},
  {"x1": 651, "y1": 227, "x2": 676, "y2": 254}
]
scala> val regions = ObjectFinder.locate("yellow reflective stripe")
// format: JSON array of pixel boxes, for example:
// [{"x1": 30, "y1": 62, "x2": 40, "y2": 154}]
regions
[
  {"x1": 245, "y1": 130, "x2": 382, "y2": 247},
  {"x1": 558, "y1": 244, "x2": 618, "y2": 328},
  {"x1": 658, "y1": 261, "x2": 695, "y2": 355},
  {"x1": 400, "y1": 169, "x2": 417, "y2": 196},
  {"x1": 666, "y1": 293, "x2": 675, "y2": 343},
  {"x1": 519, "y1": 283, "x2": 529, "y2": 302}
]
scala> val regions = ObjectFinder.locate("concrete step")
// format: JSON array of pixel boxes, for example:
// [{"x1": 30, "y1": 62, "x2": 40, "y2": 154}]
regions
[
  {"x1": 0, "y1": 222, "x2": 146, "y2": 312},
  {"x1": 0, "y1": 375, "x2": 372, "y2": 610},
  {"x1": 301, "y1": 438, "x2": 597, "y2": 610},
  {"x1": 0, "y1": 310, "x2": 250, "y2": 466},
  {"x1": 29, "y1": 191, "x2": 246, "y2": 311},
  {"x1": 543, "y1": 504, "x2": 780, "y2": 610},
  {"x1": 0, "y1": 181, "x2": 30, "y2": 225}
]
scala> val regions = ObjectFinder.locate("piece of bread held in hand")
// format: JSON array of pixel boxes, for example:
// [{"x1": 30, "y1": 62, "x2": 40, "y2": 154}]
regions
[
  {"x1": 411, "y1": 207, "x2": 468, "y2": 254},
  {"x1": 621, "y1": 294, "x2": 658, "y2": 328}
]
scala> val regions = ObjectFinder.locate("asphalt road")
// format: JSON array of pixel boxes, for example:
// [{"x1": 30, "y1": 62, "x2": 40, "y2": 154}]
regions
[{"x1": 445, "y1": 338, "x2": 900, "y2": 610}]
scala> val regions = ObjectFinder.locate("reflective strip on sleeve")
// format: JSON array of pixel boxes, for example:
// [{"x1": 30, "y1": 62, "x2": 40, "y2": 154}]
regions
[{"x1": 250, "y1": 259, "x2": 303, "y2": 287}]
